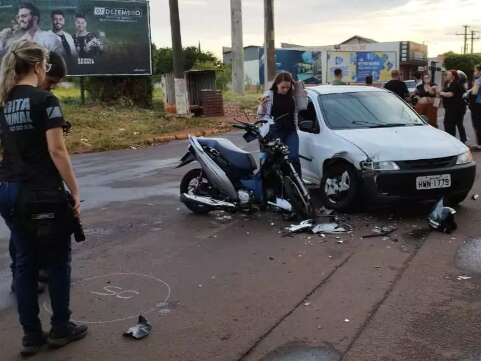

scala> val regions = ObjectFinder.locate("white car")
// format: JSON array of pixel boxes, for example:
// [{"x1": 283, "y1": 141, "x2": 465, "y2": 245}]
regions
[{"x1": 297, "y1": 85, "x2": 476, "y2": 211}]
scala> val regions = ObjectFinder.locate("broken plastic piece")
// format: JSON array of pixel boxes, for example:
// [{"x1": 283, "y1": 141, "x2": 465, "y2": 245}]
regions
[
  {"x1": 268, "y1": 198, "x2": 293, "y2": 212},
  {"x1": 286, "y1": 219, "x2": 314, "y2": 233},
  {"x1": 473, "y1": 194, "x2": 479, "y2": 201},
  {"x1": 428, "y1": 198, "x2": 457, "y2": 234},
  {"x1": 123, "y1": 315, "x2": 152, "y2": 340},
  {"x1": 312, "y1": 223, "x2": 351, "y2": 234},
  {"x1": 457, "y1": 275, "x2": 472, "y2": 281}
]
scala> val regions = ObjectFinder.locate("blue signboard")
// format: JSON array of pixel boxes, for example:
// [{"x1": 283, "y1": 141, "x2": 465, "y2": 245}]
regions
[{"x1": 356, "y1": 52, "x2": 395, "y2": 82}]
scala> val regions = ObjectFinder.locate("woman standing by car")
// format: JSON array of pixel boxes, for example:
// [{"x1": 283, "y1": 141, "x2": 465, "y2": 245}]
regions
[
  {"x1": 0, "y1": 40, "x2": 87, "y2": 356},
  {"x1": 415, "y1": 74, "x2": 438, "y2": 127},
  {"x1": 469, "y1": 64, "x2": 481, "y2": 150},
  {"x1": 257, "y1": 71, "x2": 307, "y2": 176},
  {"x1": 440, "y1": 70, "x2": 467, "y2": 143}
]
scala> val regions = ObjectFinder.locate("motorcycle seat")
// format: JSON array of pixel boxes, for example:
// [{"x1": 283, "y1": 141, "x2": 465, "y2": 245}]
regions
[{"x1": 198, "y1": 138, "x2": 257, "y2": 172}]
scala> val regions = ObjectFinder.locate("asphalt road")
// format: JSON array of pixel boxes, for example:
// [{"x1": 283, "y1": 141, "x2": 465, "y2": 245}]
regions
[{"x1": 0, "y1": 111, "x2": 480, "y2": 361}]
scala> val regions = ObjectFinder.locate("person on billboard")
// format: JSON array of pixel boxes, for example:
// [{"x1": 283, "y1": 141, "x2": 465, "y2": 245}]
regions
[
  {"x1": 0, "y1": 19, "x2": 22, "y2": 57},
  {"x1": 13, "y1": 2, "x2": 63, "y2": 55},
  {"x1": 49, "y1": 10, "x2": 77, "y2": 69},
  {"x1": 73, "y1": 14, "x2": 103, "y2": 60}
]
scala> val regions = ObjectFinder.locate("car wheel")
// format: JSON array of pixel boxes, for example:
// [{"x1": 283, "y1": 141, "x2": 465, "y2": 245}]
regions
[
  {"x1": 446, "y1": 192, "x2": 469, "y2": 207},
  {"x1": 320, "y1": 162, "x2": 360, "y2": 212}
]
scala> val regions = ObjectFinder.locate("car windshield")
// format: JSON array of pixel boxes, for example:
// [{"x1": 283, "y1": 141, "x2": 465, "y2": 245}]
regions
[{"x1": 318, "y1": 91, "x2": 424, "y2": 130}]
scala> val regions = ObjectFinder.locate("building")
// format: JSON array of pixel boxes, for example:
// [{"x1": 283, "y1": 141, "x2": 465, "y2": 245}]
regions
[{"x1": 223, "y1": 36, "x2": 428, "y2": 86}]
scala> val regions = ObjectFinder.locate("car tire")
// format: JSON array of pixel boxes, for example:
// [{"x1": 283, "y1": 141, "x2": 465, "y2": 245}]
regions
[
  {"x1": 180, "y1": 168, "x2": 213, "y2": 214},
  {"x1": 320, "y1": 162, "x2": 360, "y2": 212},
  {"x1": 446, "y1": 192, "x2": 469, "y2": 207}
]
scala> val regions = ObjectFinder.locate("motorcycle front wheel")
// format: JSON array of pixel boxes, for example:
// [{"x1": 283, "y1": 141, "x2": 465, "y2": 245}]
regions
[
  {"x1": 180, "y1": 168, "x2": 213, "y2": 214},
  {"x1": 283, "y1": 176, "x2": 314, "y2": 220}
]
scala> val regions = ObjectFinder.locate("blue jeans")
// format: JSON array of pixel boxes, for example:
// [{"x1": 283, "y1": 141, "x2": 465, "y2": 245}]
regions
[
  {"x1": 0, "y1": 182, "x2": 72, "y2": 335},
  {"x1": 267, "y1": 126, "x2": 301, "y2": 175}
]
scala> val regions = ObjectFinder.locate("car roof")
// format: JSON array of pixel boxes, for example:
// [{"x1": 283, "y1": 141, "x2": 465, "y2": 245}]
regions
[{"x1": 307, "y1": 85, "x2": 388, "y2": 96}]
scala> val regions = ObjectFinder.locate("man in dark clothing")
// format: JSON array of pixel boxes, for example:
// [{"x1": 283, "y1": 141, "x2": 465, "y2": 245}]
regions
[{"x1": 384, "y1": 70, "x2": 409, "y2": 100}]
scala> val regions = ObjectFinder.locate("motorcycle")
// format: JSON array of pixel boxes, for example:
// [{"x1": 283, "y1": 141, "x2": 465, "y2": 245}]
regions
[{"x1": 177, "y1": 117, "x2": 314, "y2": 219}]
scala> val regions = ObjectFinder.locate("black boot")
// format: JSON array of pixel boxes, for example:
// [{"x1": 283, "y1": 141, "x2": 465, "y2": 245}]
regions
[{"x1": 48, "y1": 322, "x2": 88, "y2": 348}]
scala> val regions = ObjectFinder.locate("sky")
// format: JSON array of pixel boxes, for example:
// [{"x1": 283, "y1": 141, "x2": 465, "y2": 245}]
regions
[{"x1": 150, "y1": 0, "x2": 481, "y2": 58}]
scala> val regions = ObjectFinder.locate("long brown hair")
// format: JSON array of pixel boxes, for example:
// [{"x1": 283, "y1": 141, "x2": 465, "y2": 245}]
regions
[
  {"x1": 270, "y1": 71, "x2": 295, "y2": 96},
  {"x1": 0, "y1": 40, "x2": 48, "y2": 105}
]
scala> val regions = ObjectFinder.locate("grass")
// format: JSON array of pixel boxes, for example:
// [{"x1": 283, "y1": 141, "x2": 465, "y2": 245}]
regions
[
  {"x1": 223, "y1": 89, "x2": 262, "y2": 112},
  {"x1": 53, "y1": 86, "x2": 230, "y2": 154}
]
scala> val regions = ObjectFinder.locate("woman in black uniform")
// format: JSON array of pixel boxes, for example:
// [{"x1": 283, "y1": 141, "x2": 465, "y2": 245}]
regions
[
  {"x1": 0, "y1": 40, "x2": 87, "y2": 356},
  {"x1": 440, "y1": 70, "x2": 467, "y2": 143}
]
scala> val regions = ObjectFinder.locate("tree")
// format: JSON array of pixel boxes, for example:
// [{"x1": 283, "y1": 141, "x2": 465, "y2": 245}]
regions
[
  {"x1": 152, "y1": 46, "x2": 220, "y2": 75},
  {"x1": 444, "y1": 53, "x2": 481, "y2": 81}
]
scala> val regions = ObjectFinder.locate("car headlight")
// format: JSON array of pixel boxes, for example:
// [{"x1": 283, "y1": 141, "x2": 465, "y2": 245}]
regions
[
  {"x1": 456, "y1": 150, "x2": 473, "y2": 165},
  {"x1": 361, "y1": 161, "x2": 400, "y2": 171}
]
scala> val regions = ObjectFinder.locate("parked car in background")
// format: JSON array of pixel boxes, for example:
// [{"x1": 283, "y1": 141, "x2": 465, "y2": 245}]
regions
[
  {"x1": 404, "y1": 80, "x2": 417, "y2": 95},
  {"x1": 297, "y1": 85, "x2": 476, "y2": 211}
]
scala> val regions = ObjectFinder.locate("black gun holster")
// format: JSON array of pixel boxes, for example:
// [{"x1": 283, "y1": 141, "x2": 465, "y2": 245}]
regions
[{"x1": 14, "y1": 184, "x2": 74, "y2": 245}]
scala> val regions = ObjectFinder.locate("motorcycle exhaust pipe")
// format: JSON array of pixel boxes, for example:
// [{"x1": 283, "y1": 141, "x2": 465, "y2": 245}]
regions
[{"x1": 181, "y1": 193, "x2": 237, "y2": 210}]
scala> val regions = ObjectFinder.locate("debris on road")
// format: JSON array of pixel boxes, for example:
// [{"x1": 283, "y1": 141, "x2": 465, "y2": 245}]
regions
[
  {"x1": 362, "y1": 226, "x2": 398, "y2": 239},
  {"x1": 428, "y1": 198, "x2": 457, "y2": 234},
  {"x1": 285, "y1": 220, "x2": 314, "y2": 234},
  {"x1": 457, "y1": 275, "x2": 472, "y2": 281},
  {"x1": 304, "y1": 302, "x2": 311, "y2": 306},
  {"x1": 312, "y1": 223, "x2": 352, "y2": 234},
  {"x1": 344, "y1": 318, "x2": 350, "y2": 323},
  {"x1": 123, "y1": 315, "x2": 152, "y2": 340},
  {"x1": 473, "y1": 194, "x2": 479, "y2": 201},
  {"x1": 285, "y1": 220, "x2": 352, "y2": 236}
]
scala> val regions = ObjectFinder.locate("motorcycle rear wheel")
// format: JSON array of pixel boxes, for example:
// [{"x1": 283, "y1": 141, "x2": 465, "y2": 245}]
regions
[{"x1": 180, "y1": 168, "x2": 213, "y2": 214}]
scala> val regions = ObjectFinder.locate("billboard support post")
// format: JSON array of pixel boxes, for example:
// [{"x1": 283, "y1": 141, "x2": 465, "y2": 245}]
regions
[
  {"x1": 230, "y1": 0, "x2": 244, "y2": 95},
  {"x1": 264, "y1": 0, "x2": 276, "y2": 90},
  {"x1": 80, "y1": 78, "x2": 86, "y2": 106},
  {"x1": 169, "y1": 0, "x2": 189, "y2": 115}
]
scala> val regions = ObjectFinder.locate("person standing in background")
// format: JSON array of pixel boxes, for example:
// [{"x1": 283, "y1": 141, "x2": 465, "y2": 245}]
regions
[
  {"x1": 440, "y1": 70, "x2": 467, "y2": 143},
  {"x1": 470, "y1": 64, "x2": 481, "y2": 150},
  {"x1": 332, "y1": 68, "x2": 346, "y2": 85},
  {"x1": 384, "y1": 70, "x2": 410, "y2": 100},
  {"x1": 415, "y1": 74, "x2": 438, "y2": 127}
]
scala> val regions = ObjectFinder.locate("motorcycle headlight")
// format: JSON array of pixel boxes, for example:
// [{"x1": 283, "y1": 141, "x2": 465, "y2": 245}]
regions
[
  {"x1": 456, "y1": 150, "x2": 473, "y2": 165},
  {"x1": 361, "y1": 161, "x2": 400, "y2": 171}
]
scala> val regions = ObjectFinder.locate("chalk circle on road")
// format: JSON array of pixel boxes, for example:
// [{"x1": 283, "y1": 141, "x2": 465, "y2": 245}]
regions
[{"x1": 43, "y1": 273, "x2": 171, "y2": 325}]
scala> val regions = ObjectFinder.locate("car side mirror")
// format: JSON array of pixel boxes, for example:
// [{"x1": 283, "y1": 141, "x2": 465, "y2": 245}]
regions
[{"x1": 299, "y1": 120, "x2": 315, "y2": 132}]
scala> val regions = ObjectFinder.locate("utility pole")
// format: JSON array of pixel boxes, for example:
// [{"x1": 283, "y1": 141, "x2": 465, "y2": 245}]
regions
[
  {"x1": 169, "y1": 0, "x2": 189, "y2": 115},
  {"x1": 456, "y1": 25, "x2": 470, "y2": 54},
  {"x1": 264, "y1": 0, "x2": 276, "y2": 89},
  {"x1": 470, "y1": 30, "x2": 480, "y2": 54},
  {"x1": 230, "y1": 0, "x2": 245, "y2": 95}
]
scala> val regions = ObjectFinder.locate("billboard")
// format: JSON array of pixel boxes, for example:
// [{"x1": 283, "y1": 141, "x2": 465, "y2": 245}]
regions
[
  {"x1": 327, "y1": 51, "x2": 357, "y2": 83},
  {"x1": 259, "y1": 49, "x2": 322, "y2": 85},
  {"x1": 356, "y1": 51, "x2": 396, "y2": 82},
  {"x1": 327, "y1": 51, "x2": 397, "y2": 83},
  {"x1": 0, "y1": 0, "x2": 152, "y2": 76}
]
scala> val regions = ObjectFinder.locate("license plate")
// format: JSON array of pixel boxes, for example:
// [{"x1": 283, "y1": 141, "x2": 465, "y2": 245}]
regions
[{"x1": 416, "y1": 175, "x2": 451, "y2": 190}]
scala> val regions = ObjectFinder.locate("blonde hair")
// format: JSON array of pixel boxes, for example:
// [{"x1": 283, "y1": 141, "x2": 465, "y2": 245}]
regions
[{"x1": 0, "y1": 40, "x2": 48, "y2": 105}]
